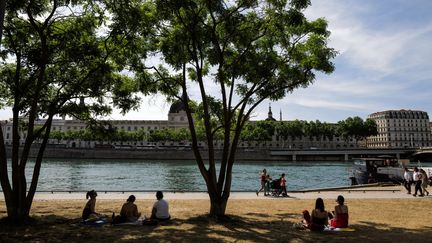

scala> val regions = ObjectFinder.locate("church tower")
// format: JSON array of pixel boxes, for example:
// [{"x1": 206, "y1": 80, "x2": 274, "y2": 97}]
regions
[{"x1": 265, "y1": 103, "x2": 276, "y2": 121}]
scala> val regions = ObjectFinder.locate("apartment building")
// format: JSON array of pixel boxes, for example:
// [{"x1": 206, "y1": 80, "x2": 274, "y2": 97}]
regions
[{"x1": 367, "y1": 110, "x2": 431, "y2": 148}]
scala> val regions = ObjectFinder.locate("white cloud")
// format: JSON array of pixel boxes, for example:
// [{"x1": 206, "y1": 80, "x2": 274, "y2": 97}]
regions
[{"x1": 306, "y1": 0, "x2": 432, "y2": 74}]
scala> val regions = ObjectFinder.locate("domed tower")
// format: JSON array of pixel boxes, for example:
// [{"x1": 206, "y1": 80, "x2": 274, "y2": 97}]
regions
[{"x1": 168, "y1": 91, "x2": 190, "y2": 127}]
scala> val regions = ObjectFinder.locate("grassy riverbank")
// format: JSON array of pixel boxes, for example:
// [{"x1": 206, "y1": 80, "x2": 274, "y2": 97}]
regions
[{"x1": 0, "y1": 198, "x2": 430, "y2": 242}]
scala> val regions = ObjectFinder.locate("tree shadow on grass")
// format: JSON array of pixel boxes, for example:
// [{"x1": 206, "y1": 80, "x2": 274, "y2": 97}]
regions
[{"x1": 1, "y1": 214, "x2": 432, "y2": 242}]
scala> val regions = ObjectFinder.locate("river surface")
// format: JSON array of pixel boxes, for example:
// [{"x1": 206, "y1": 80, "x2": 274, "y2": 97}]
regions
[
  {"x1": 13, "y1": 160, "x2": 432, "y2": 192},
  {"x1": 14, "y1": 159, "x2": 353, "y2": 192}
]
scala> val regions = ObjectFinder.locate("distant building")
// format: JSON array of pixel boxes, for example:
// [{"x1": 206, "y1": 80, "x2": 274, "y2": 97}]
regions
[
  {"x1": 0, "y1": 98, "x2": 190, "y2": 148},
  {"x1": 0, "y1": 99, "x2": 371, "y2": 150},
  {"x1": 366, "y1": 110, "x2": 431, "y2": 148}
]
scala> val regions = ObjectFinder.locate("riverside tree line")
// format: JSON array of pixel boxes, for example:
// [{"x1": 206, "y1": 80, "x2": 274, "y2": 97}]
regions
[
  {"x1": 0, "y1": 0, "x2": 337, "y2": 222},
  {"x1": 44, "y1": 117, "x2": 377, "y2": 145}
]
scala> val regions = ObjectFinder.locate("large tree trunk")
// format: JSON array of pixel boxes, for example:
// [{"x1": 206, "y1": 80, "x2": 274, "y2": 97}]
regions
[{"x1": 209, "y1": 192, "x2": 228, "y2": 218}]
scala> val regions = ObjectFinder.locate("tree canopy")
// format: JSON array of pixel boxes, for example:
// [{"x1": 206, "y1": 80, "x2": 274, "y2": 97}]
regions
[
  {"x1": 0, "y1": 0, "x2": 152, "y2": 222},
  {"x1": 0, "y1": 0, "x2": 338, "y2": 221},
  {"x1": 139, "y1": 0, "x2": 337, "y2": 217}
]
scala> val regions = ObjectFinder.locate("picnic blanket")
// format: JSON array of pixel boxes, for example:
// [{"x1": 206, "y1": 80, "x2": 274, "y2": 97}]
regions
[
  {"x1": 324, "y1": 227, "x2": 356, "y2": 232},
  {"x1": 74, "y1": 218, "x2": 110, "y2": 227}
]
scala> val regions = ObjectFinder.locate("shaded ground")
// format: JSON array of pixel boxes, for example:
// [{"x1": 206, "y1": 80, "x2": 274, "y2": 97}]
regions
[{"x1": 0, "y1": 198, "x2": 431, "y2": 242}]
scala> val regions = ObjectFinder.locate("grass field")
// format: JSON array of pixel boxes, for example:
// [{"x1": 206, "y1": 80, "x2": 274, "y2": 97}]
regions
[{"x1": 1, "y1": 198, "x2": 431, "y2": 242}]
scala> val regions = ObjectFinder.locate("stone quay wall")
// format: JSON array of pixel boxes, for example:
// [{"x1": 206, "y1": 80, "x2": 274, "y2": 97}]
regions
[{"x1": 4, "y1": 147, "x2": 416, "y2": 161}]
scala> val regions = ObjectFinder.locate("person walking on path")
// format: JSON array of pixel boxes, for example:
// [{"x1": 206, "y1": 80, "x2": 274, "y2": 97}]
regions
[
  {"x1": 264, "y1": 174, "x2": 272, "y2": 196},
  {"x1": 413, "y1": 167, "x2": 424, "y2": 197},
  {"x1": 403, "y1": 167, "x2": 412, "y2": 194},
  {"x1": 256, "y1": 169, "x2": 267, "y2": 196},
  {"x1": 279, "y1": 173, "x2": 288, "y2": 197},
  {"x1": 420, "y1": 169, "x2": 429, "y2": 196}
]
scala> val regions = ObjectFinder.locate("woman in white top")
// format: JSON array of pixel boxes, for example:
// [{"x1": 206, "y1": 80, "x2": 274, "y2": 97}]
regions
[
  {"x1": 403, "y1": 167, "x2": 412, "y2": 194},
  {"x1": 413, "y1": 167, "x2": 424, "y2": 197},
  {"x1": 151, "y1": 191, "x2": 170, "y2": 221}
]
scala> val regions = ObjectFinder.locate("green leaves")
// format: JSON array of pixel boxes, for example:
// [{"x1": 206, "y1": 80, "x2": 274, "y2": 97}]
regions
[
  {"x1": 337, "y1": 116, "x2": 378, "y2": 140},
  {"x1": 0, "y1": 0, "x2": 159, "y2": 123}
]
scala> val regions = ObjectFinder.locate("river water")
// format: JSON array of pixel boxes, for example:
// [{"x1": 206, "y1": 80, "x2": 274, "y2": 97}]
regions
[
  {"x1": 17, "y1": 159, "x2": 355, "y2": 192},
  {"x1": 12, "y1": 159, "x2": 430, "y2": 192},
  {"x1": 4, "y1": 159, "x2": 429, "y2": 192}
]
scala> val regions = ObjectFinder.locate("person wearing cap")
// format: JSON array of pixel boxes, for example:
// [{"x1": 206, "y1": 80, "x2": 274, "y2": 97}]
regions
[
  {"x1": 120, "y1": 195, "x2": 141, "y2": 222},
  {"x1": 329, "y1": 195, "x2": 349, "y2": 228}
]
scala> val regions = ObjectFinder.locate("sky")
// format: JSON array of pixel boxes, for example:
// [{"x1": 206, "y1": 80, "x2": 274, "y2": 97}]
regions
[{"x1": 1, "y1": 0, "x2": 432, "y2": 123}]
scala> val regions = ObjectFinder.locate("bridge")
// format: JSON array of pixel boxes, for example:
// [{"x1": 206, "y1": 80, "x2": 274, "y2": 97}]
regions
[
  {"x1": 410, "y1": 147, "x2": 432, "y2": 161},
  {"x1": 269, "y1": 148, "x2": 417, "y2": 161}
]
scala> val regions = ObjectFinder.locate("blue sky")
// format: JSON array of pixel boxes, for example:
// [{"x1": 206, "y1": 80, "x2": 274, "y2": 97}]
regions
[{"x1": 1, "y1": 0, "x2": 432, "y2": 123}]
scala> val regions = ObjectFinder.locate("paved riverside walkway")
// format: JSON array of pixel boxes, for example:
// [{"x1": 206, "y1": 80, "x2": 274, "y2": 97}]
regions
[{"x1": 1, "y1": 185, "x2": 429, "y2": 201}]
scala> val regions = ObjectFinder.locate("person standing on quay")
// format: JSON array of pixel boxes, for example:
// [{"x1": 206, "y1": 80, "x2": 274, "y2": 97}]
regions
[
  {"x1": 403, "y1": 167, "x2": 412, "y2": 194},
  {"x1": 256, "y1": 168, "x2": 267, "y2": 196},
  {"x1": 420, "y1": 169, "x2": 429, "y2": 196},
  {"x1": 413, "y1": 167, "x2": 424, "y2": 197}
]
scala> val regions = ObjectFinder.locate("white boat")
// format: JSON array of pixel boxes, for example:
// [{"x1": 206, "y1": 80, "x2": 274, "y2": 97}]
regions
[{"x1": 350, "y1": 157, "x2": 432, "y2": 185}]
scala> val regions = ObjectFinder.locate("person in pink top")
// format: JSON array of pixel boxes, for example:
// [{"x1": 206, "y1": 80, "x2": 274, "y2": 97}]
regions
[
  {"x1": 279, "y1": 173, "x2": 288, "y2": 197},
  {"x1": 329, "y1": 195, "x2": 349, "y2": 228}
]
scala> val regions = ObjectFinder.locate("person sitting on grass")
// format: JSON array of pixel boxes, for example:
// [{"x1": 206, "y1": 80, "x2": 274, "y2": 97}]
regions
[
  {"x1": 113, "y1": 195, "x2": 142, "y2": 224},
  {"x1": 302, "y1": 197, "x2": 329, "y2": 231},
  {"x1": 82, "y1": 190, "x2": 101, "y2": 221},
  {"x1": 151, "y1": 191, "x2": 171, "y2": 221},
  {"x1": 121, "y1": 195, "x2": 141, "y2": 222},
  {"x1": 329, "y1": 195, "x2": 349, "y2": 228}
]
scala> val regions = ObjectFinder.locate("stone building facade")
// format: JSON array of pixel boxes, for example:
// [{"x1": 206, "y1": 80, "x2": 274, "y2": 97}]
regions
[
  {"x1": 0, "y1": 102, "x2": 368, "y2": 150},
  {"x1": 366, "y1": 110, "x2": 431, "y2": 148}
]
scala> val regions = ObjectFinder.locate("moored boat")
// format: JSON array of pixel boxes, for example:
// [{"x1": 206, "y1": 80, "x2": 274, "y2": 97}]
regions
[
  {"x1": 351, "y1": 157, "x2": 412, "y2": 185},
  {"x1": 349, "y1": 157, "x2": 432, "y2": 185}
]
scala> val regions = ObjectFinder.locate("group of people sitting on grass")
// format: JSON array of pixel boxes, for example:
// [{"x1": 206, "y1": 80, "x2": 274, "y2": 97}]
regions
[
  {"x1": 82, "y1": 190, "x2": 170, "y2": 224},
  {"x1": 301, "y1": 195, "x2": 349, "y2": 231}
]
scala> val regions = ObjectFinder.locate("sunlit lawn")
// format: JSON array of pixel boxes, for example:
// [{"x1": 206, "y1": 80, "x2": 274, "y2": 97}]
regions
[{"x1": 1, "y1": 198, "x2": 431, "y2": 242}]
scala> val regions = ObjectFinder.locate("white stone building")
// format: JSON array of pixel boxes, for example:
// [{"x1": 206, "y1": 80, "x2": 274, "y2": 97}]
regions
[
  {"x1": 0, "y1": 98, "x2": 190, "y2": 148},
  {"x1": 366, "y1": 110, "x2": 431, "y2": 148},
  {"x1": 0, "y1": 102, "x2": 367, "y2": 150}
]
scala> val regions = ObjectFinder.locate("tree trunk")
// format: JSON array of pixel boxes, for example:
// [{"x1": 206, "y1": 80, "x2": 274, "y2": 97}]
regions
[
  {"x1": 6, "y1": 199, "x2": 32, "y2": 223},
  {"x1": 208, "y1": 191, "x2": 228, "y2": 218}
]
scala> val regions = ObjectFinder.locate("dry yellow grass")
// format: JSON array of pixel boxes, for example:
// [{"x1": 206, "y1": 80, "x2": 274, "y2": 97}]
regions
[{"x1": 1, "y1": 198, "x2": 431, "y2": 242}]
